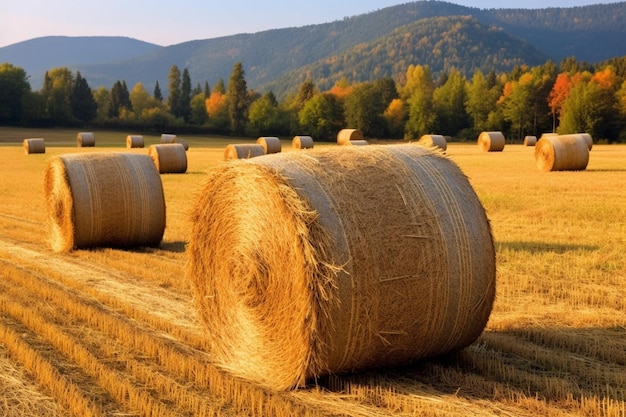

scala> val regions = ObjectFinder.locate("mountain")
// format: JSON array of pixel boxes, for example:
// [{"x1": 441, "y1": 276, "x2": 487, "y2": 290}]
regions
[
  {"x1": 1, "y1": 1, "x2": 625, "y2": 97},
  {"x1": 0, "y1": 36, "x2": 161, "y2": 89}
]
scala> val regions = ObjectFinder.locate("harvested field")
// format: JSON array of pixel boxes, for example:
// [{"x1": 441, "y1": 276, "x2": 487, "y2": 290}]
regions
[{"x1": 0, "y1": 127, "x2": 625, "y2": 416}]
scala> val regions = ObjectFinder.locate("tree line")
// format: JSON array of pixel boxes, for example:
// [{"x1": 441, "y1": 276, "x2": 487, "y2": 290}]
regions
[{"x1": 1, "y1": 57, "x2": 626, "y2": 142}]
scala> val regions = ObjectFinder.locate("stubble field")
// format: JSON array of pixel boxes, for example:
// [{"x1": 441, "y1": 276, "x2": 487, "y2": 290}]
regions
[{"x1": 0, "y1": 127, "x2": 625, "y2": 416}]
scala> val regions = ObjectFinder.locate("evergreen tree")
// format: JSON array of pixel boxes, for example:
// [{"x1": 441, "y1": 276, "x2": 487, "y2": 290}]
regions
[
  {"x1": 70, "y1": 71, "x2": 97, "y2": 122},
  {"x1": 213, "y1": 78, "x2": 226, "y2": 94},
  {"x1": 154, "y1": 81, "x2": 163, "y2": 101},
  {"x1": 167, "y1": 65, "x2": 182, "y2": 117},
  {"x1": 180, "y1": 68, "x2": 192, "y2": 121},
  {"x1": 203, "y1": 81, "x2": 211, "y2": 98},
  {"x1": 0, "y1": 63, "x2": 31, "y2": 124},
  {"x1": 227, "y1": 62, "x2": 249, "y2": 135},
  {"x1": 293, "y1": 80, "x2": 316, "y2": 110},
  {"x1": 108, "y1": 80, "x2": 132, "y2": 118},
  {"x1": 42, "y1": 67, "x2": 74, "y2": 123}
]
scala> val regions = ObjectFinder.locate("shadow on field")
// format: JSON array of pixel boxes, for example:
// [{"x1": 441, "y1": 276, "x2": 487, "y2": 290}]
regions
[
  {"x1": 497, "y1": 240, "x2": 598, "y2": 254},
  {"x1": 159, "y1": 241, "x2": 187, "y2": 253}
]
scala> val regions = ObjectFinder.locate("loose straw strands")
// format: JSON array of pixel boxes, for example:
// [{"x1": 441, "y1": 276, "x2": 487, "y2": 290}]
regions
[
  {"x1": 292, "y1": 136, "x2": 314, "y2": 149},
  {"x1": 23, "y1": 138, "x2": 45, "y2": 154},
  {"x1": 44, "y1": 152, "x2": 166, "y2": 252},
  {"x1": 477, "y1": 131, "x2": 505, "y2": 152},
  {"x1": 337, "y1": 128, "x2": 364, "y2": 146},
  {"x1": 187, "y1": 144, "x2": 496, "y2": 390},
  {"x1": 76, "y1": 132, "x2": 95, "y2": 147},
  {"x1": 148, "y1": 143, "x2": 188, "y2": 174},
  {"x1": 418, "y1": 134, "x2": 447, "y2": 151},
  {"x1": 256, "y1": 137, "x2": 282, "y2": 154},
  {"x1": 126, "y1": 135, "x2": 144, "y2": 148},
  {"x1": 223, "y1": 144, "x2": 265, "y2": 160},
  {"x1": 534, "y1": 134, "x2": 590, "y2": 172}
]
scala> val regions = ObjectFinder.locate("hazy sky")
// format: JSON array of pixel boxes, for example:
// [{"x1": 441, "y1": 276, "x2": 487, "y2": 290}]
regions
[{"x1": 0, "y1": 0, "x2": 619, "y2": 48}]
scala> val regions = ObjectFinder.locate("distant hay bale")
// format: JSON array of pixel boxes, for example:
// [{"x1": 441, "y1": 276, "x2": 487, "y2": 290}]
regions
[
  {"x1": 126, "y1": 135, "x2": 144, "y2": 148},
  {"x1": 256, "y1": 136, "x2": 282, "y2": 154},
  {"x1": 523, "y1": 136, "x2": 537, "y2": 146},
  {"x1": 292, "y1": 136, "x2": 314, "y2": 149},
  {"x1": 223, "y1": 144, "x2": 265, "y2": 160},
  {"x1": 23, "y1": 138, "x2": 45, "y2": 154},
  {"x1": 187, "y1": 144, "x2": 496, "y2": 390},
  {"x1": 580, "y1": 133, "x2": 593, "y2": 150},
  {"x1": 148, "y1": 143, "x2": 188, "y2": 174},
  {"x1": 418, "y1": 134, "x2": 447, "y2": 151},
  {"x1": 76, "y1": 132, "x2": 95, "y2": 147},
  {"x1": 160, "y1": 134, "x2": 177, "y2": 144},
  {"x1": 477, "y1": 131, "x2": 505, "y2": 152},
  {"x1": 337, "y1": 128, "x2": 364, "y2": 145},
  {"x1": 534, "y1": 134, "x2": 590, "y2": 172},
  {"x1": 173, "y1": 137, "x2": 189, "y2": 150},
  {"x1": 44, "y1": 152, "x2": 165, "y2": 252}
]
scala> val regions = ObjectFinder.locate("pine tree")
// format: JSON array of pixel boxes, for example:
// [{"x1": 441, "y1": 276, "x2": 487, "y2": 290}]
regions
[
  {"x1": 227, "y1": 62, "x2": 249, "y2": 135},
  {"x1": 167, "y1": 65, "x2": 182, "y2": 117},
  {"x1": 154, "y1": 81, "x2": 163, "y2": 101},
  {"x1": 180, "y1": 68, "x2": 192, "y2": 122},
  {"x1": 70, "y1": 71, "x2": 97, "y2": 122}
]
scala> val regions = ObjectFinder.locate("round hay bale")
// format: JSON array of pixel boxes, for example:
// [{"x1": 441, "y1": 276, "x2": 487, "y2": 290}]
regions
[
  {"x1": 337, "y1": 128, "x2": 364, "y2": 145},
  {"x1": 44, "y1": 152, "x2": 165, "y2": 252},
  {"x1": 23, "y1": 138, "x2": 45, "y2": 154},
  {"x1": 187, "y1": 144, "x2": 496, "y2": 390},
  {"x1": 418, "y1": 134, "x2": 447, "y2": 151},
  {"x1": 256, "y1": 136, "x2": 282, "y2": 154},
  {"x1": 523, "y1": 136, "x2": 537, "y2": 146},
  {"x1": 580, "y1": 133, "x2": 593, "y2": 150},
  {"x1": 126, "y1": 135, "x2": 144, "y2": 148},
  {"x1": 160, "y1": 133, "x2": 177, "y2": 144},
  {"x1": 76, "y1": 132, "x2": 95, "y2": 147},
  {"x1": 148, "y1": 143, "x2": 187, "y2": 174},
  {"x1": 292, "y1": 135, "x2": 314, "y2": 149},
  {"x1": 223, "y1": 144, "x2": 266, "y2": 160},
  {"x1": 534, "y1": 134, "x2": 590, "y2": 172},
  {"x1": 173, "y1": 137, "x2": 189, "y2": 151},
  {"x1": 477, "y1": 131, "x2": 505, "y2": 152}
]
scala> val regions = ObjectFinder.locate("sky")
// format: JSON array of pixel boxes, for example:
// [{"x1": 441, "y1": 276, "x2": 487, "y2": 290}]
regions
[{"x1": 0, "y1": 0, "x2": 620, "y2": 48}]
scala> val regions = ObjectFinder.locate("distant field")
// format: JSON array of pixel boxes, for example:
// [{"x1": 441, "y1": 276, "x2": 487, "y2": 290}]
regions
[{"x1": 0, "y1": 127, "x2": 625, "y2": 416}]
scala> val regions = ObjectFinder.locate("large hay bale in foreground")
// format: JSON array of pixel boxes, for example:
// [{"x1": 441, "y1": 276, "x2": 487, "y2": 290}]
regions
[
  {"x1": 256, "y1": 137, "x2": 282, "y2": 154},
  {"x1": 534, "y1": 134, "x2": 590, "y2": 172},
  {"x1": 477, "y1": 131, "x2": 505, "y2": 152},
  {"x1": 44, "y1": 153, "x2": 165, "y2": 252},
  {"x1": 148, "y1": 143, "x2": 187, "y2": 174},
  {"x1": 223, "y1": 144, "x2": 265, "y2": 160},
  {"x1": 76, "y1": 132, "x2": 95, "y2": 147},
  {"x1": 418, "y1": 134, "x2": 447, "y2": 151},
  {"x1": 523, "y1": 136, "x2": 537, "y2": 146},
  {"x1": 23, "y1": 138, "x2": 45, "y2": 154},
  {"x1": 187, "y1": 144, "x2": 496, "y2": 390},
  {"x1": 337, "y1": 128, "x2": 363, "y2": 145},
  {"x1": 126, "y1": 135, "x2": 144, "y2": 148},
  {"x1": 161, "y1": 134, "x2": 177, "y2": 144},
  {"x1": 292, "y1": 135, "x2": 314, "y2": 149}
]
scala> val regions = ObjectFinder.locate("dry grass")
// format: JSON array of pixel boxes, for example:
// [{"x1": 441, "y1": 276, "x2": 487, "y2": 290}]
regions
[{"x1": 0, "y1": 127, "x2": 625, "y2": 416}]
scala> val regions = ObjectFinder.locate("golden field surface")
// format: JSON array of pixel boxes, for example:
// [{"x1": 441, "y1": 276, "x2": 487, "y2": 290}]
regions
[{"x1": 0, "y1": 127, "x2": 625, "y2": 416}]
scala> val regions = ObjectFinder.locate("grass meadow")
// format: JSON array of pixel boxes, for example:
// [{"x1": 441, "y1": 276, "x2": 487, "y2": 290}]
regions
[{"x1": 0, "y1": 127, "x2": 625, "y2": 416}]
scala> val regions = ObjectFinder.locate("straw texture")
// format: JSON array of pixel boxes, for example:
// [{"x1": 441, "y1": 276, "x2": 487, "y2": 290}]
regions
[
  {"x1": 292, "y1": 136, "x2": 314, "y2": 149},
  {"x1": 187, "y1": 144, "x2": 496, "y2": 390},
  {"x1": 534, "y1": 134, "x2": 590, "y2": 172},
  {"x1": 337, "y1": 129, "x2": 364, "y2": 145},
  {"x1": 148, "y1": 143, "x2": 188, "y2": 174},
  {"x1": 477, "y1": 131, "x2": 505, "y2": 152},
  {"x1": 257, "y1": 137, "x2": 282, "y2": 154},
  {"x1": 523, "y1": 136, "x2": 537, "y2": 146},
  {"x1": 418, "y1": 134, "x2": 447, "y2": 151},
  {"x1": 342, "y1": 140, "x2": 369, "y2": 146},
  {"x1": 126, "y1": 135, "x2": 144, "y2": 148},
  {"x1": 223, "y1": 144, "x2": 265, "y2": 160},
  {"x1": 23, "y1": 138, "x2": 45, "y2": 154},
  {"x1": 76, "y1": 132, "x2": 95, "y2": 147},
  {"x1": 44, "y1": 152, "x2": 166, "y2": 252}
]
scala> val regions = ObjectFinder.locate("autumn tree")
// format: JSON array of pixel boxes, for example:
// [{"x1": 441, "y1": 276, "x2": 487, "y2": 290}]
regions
[
  {"x1": 42, "y1": 67, "x2": 74, "y2": 123},
  {"x1": 227, "y1": 62, "x2": 249, "y2": 136},
  {"x1": 189, "y1": 92, "x2": 209, "y2": 125},
  {"x1": 433, "y1": 69, "x2": 468, "y2": 136},
  {"x1": 403, "y1": 65, "x2": 436, "y2": 138},
  {"x1": 0, "y1": 63, "x2": 31, "y2": 124},
  {"x1": 465, "y1": 70, "x2": 499, "y2": 135}
]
